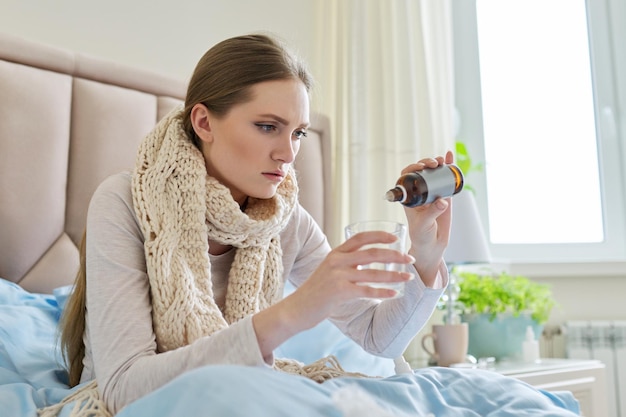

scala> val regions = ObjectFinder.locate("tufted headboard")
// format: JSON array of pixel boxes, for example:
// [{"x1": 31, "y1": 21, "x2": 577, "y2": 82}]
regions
[{"x1": 0, "y1": 32, "x2": 332, "y2": 294}]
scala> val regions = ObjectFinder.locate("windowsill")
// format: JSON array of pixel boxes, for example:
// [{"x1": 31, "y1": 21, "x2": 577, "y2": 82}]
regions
[
  {"x1": 492, "y1": 260, "x2": 626, "y2": 278},
  {"x1": 455, "y1": 260, "x2": 626, "y2": 279}
]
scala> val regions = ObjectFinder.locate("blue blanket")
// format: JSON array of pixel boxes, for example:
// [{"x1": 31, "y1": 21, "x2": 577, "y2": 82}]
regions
[{"x1": 0, "y1": 278, "x2": 580, "y2": 416}]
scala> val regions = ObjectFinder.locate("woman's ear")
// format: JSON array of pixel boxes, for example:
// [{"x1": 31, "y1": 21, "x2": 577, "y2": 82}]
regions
[{"x1": 190, "y1": 103, "x2": 214, "y2": 143}]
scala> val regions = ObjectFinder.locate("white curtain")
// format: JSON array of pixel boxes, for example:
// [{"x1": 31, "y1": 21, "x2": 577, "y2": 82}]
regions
[{"x1": 312, "y1": 0, "x2": 456, "y2": 246}]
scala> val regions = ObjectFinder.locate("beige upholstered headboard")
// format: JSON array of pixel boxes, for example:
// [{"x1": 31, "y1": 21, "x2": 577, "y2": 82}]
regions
[{"x1": 0, "y1": 32, "x2": 332, "y2": 294}]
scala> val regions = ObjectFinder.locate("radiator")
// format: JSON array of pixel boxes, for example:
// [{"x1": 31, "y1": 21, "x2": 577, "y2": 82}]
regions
[{"x1": 565, "y1": 321, "x2": 626, "y2": 417}]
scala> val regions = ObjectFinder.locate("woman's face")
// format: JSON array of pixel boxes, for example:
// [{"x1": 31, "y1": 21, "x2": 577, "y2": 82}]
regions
[{"x1": 194, "y1": 78, "x2": 310, "y2": 205}]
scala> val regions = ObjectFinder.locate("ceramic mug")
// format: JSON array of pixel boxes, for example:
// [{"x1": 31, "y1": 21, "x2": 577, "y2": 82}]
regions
[{"x1": 421, "y1": 323, "x2": 469, "y2": 367}]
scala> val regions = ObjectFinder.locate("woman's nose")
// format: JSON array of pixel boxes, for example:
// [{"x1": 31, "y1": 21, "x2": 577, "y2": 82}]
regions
[{"x1": 273, "y1": 135, "x2": 297, "y2": 163}]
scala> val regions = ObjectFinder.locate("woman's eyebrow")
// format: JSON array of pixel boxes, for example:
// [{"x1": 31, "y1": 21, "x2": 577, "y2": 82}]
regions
[
  {"x1": 258, "y1": 113, "x2": 289, "y2": 124},
  {"x1": 258, "y1": 113, "x2": 309, "y2": 128}
]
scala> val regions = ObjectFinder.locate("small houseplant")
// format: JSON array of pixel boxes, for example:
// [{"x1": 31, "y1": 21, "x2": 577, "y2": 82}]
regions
[
  {"x1": 447, "y1": 267, "x2": 556, "y2": 361},
  {"x1": 454, "y1": 141, "x2": 483, "y2": 194}
]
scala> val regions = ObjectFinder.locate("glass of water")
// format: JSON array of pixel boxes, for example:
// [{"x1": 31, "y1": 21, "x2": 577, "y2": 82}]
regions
[{"x1": 344, "y1": 220, "x2": 411, "y2": 298}]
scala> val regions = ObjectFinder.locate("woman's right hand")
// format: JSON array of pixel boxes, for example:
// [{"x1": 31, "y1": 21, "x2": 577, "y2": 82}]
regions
[{"x1": 252, "y1": 232, "x2": 414, "y2": 359}]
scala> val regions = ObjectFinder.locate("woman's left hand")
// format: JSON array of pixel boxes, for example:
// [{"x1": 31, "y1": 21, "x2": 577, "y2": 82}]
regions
[{"x1": 402, "y1": 150, "x2": 454, "y2": 286}]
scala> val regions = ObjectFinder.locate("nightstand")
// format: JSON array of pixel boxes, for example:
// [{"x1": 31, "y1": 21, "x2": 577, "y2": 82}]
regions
[{"x1": 493, "y1": 358, "x2": 608, "y2": 417}]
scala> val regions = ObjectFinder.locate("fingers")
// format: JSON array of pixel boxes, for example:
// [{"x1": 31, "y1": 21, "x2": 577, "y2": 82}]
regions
[
  {"x1": 419, "y1": 197, "x2": 451, "y2": 227},
  {"x1": 355, "y1": 284, "x2": 404, "y2": 299},
  {"x1": 340, "y1": 230, "x2": 397, "y2": 251},
  {"x1": 349, "y1": 248, "x2": 416, "y2": 270},
  {"x1": 338, "y1": 267, "x2": 413, "y2": 300},
  {"x1": 400, "y1": 150, "x2": 454, "y2": 175},
  {"x1": 332, "y1": 232, "x2": 416, "y2": 299},
  {"x1": 339, "y1": 232, "x2": 415, "y2": 265},
  {"x1": 350, "y1": 267, "x2": 414, "y2": 285}
]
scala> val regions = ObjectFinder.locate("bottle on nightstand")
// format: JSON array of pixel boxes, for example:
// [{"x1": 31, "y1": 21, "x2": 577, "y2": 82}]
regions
[{"x1": 522, "y1": 325, "x2": 540, "y2": 363}]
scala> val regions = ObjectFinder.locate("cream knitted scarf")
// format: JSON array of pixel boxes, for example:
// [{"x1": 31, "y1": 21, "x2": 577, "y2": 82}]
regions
[
  {"x1": 40, "y1": 107, "x2": 365, "y2": 417},
  {"x1": 132, "y1": 106, "x2": 295, "y2": 351}
]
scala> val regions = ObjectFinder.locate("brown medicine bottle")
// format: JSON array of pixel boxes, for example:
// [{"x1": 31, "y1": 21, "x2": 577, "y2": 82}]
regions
[{"x1": 385, "y1": 164, "x2": 464, "y2": 207}]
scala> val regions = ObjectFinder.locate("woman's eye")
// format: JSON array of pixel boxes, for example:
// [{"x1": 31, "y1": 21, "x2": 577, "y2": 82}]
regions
[
  {"x1": 294, "y1": 130, "x2": 308, "y2": 140},
  {"x1": 256, "y1": 123, "x2": 276, "y2": 133}
]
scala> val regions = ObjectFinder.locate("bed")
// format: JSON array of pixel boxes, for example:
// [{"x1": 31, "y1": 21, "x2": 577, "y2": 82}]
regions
[{"x1": 0, "y1": 31, "x2": 582, "y2": 416}]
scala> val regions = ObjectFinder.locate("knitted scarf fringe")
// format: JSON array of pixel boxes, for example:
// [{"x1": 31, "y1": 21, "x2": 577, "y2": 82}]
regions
[
  {"x1": 38, "y1": 381, "x2": 111, "y2": 417},
  {"x1": 275, "y1": 355, "x2": 374, "y2": 383},
  {"x1": 38, "y1": 357, "x2": 375, "y2": 417}
]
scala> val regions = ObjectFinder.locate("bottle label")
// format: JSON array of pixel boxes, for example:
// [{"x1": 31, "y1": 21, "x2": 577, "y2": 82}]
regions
[{"x1": 420, "y1": 168, "x2": 456, "y2": 204}]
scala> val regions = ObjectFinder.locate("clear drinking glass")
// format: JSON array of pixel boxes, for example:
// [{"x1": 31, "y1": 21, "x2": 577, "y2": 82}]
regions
[{"x1": 344, "y1": 220, "x2": 410, "y2": 298}]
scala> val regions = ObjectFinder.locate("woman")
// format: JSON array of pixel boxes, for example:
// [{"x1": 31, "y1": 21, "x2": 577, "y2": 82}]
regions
[{"x1": 54, "y1": 33, "x2": 451, "y2": 415}]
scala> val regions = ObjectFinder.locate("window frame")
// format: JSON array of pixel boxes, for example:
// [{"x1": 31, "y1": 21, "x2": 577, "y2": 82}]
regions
[{"x1": 451, "y1": 0, "x2": 626, "y2": 275}]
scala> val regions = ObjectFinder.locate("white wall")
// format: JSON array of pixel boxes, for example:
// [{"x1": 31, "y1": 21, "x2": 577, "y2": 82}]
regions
[{"x1": 0, "y1": 0, "x2": 318, "y2": 82}]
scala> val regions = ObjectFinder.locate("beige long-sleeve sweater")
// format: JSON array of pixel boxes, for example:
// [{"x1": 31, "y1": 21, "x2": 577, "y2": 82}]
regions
[{"x1": 81, "y1": 172, "x2": 447, "y2": 414}]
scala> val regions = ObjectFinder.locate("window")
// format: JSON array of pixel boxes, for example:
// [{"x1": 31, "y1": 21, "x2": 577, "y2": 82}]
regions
[{"x1": 452, "y1": 0, "x2": 626, "y2": 265}]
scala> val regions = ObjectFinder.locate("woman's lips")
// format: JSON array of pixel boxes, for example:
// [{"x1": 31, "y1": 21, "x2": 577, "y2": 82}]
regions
[{"x1": 262, "y1": 171, "x2": 285, "y2": 182}]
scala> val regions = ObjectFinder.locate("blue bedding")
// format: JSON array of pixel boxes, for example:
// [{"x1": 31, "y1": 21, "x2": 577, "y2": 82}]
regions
[{"x1": 0, "y1": 278, "x2": 580, "y2": 416}]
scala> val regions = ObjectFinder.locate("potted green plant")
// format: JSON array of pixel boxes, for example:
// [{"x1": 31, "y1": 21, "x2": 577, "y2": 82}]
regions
[{"x1": 450, "y1": 267, "x2": 556, "y2": 361}]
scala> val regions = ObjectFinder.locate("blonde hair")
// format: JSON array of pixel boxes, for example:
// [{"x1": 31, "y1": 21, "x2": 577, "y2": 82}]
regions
[
  {"x1": 58, "y1": 33, "x2": 312, "y2": 387},
  {"x1": 58, "y1": 231, "x2": 87, "y2": 386}
]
